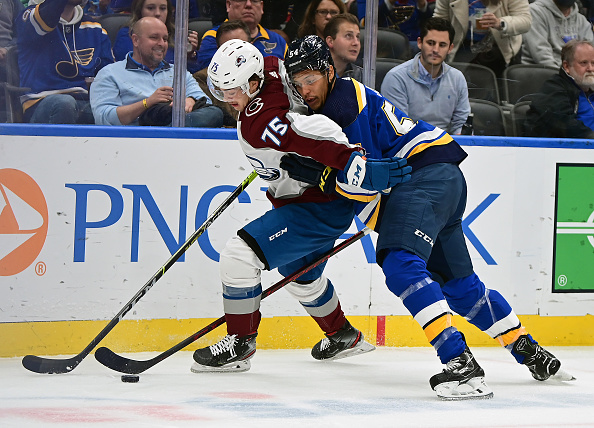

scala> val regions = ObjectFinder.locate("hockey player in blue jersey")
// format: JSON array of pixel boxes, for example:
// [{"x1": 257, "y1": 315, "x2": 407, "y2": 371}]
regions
[
  {"x1": 283, "y1": 35, "x2": 574, "y2": 400},
  {"x1": 190, "y1": 40, "x2": 411, "y2": 374},
  {"x1": 16, "y1": 0, "x2": 114, "y2": 123}
]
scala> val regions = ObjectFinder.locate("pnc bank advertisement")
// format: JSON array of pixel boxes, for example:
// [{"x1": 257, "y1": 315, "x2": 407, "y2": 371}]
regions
[{"x1": 1, "y1": 134, "x2": 594, "y2": 324}]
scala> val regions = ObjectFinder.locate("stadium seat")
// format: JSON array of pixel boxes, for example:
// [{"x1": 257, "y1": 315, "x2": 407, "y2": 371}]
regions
[
  {"x1": 510, "y1": 100, "x2": 532, "y2": 137},
  {"x1": 469, "y1": 98, "x2": 506, "y2": 136},
  {"x1": 359, "y1": 28, "x2": 411, "y2": 61},
  {"x1": 375, "y1": 58, "x2": 405, "y2": 91},
  {"x1": 99, "y1": 13, "x2": 131, "y2": 46},
  {"x1": 0, "y1": 46, "x2": 30, "y2": 123},
  {"x1": 450, "y1": 62, "x2": 500, "y2": 104},
  {"x1": 188, "y1": 18, "x2": 214, "y2": 44},
  {"x1": 502, "y1": 64, "x2": 558, "y2": 105}
]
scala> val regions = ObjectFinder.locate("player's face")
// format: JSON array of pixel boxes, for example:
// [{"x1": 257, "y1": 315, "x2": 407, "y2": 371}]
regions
[
  {"x1": 327, "y1": 22, "x2": 360, "y2": 64},
  {"x1": 564, "y1": 44, "x2": 594, "y2": 90},
  {"x1": 142, "y1": 0, "x2": 168, "y2": 24},
  {"x1": 417, "y1": 30, "x2": 453, "y2": 71},
  {"x1": 219, "y1": 80, "x2": 259, "y2": 112},
  {"x1": 227, "y1": 0, "x2": 263, "y2": 28},
  {"x1": 292, "y1": 69, "x2": 331, "y2": 112},
  {"x1": 314, "y1": 0, "x2": 341, "y2": 37}
]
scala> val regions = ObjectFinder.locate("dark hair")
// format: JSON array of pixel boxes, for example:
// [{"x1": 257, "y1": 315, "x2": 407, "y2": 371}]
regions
[
  {"x1": 129, "y1": 0, "x2": 175, "y2": 43},
  {"x1": 216, "y1": 20, "x2": 251, "y2": 46},
  {"x1": 323, "y1": 13, "x2": 359, "y2": 40},
  {"x1": 297, "y1": 0, "x2": 346, "y2": 39},
  {"x1": 562, "y1": 39, "x2": 594, "y2": 64},
  {"x1": 420, "y1": 17, "x2": 455, "y2": 44}
]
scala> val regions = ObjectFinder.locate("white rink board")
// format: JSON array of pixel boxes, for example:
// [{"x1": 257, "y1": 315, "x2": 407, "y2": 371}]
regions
[{"x1": 2, "y1": 134, "x2": 594, "y2": 322}]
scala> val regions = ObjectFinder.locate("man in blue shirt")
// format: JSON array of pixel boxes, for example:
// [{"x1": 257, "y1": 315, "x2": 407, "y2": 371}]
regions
[
  {"x1": 381, "y1": 18, "x2": 470, "y2": 135},
  {"x1": 196, "y1": 0, "x2": 287, "y2": 71},
  {"x1": 90, "y1": 17, "x2": 222, "y2": 127}
]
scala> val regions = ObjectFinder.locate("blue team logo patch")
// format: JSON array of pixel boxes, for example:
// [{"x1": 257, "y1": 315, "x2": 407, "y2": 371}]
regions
[
  {"x1": 260, "y1": 41, "x2": 277, "y2": 54},
  {"x1": 210, "y1": 62, "x2": 219, "y2": 72},
  {"x1": 246, "y1": 155, "x2": 280, "y2": 181},
  {"x1": 235, "y1": 55, "x2": 246, "y2": 67}
]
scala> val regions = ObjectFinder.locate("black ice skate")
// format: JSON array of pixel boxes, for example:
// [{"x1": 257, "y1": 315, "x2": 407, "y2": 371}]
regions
[
  {"x1": 429, "y1": 346, "x2": 493, "y2": 400},
  {"x1": 191, "y1": 333, "x2": 257, "y2": 373},
  {"x1": 311, "y1": 321, "x2": 375, "y2": 361},
  {"x1": 512, "y1": 335, "x2": 575, "y2": 381}
]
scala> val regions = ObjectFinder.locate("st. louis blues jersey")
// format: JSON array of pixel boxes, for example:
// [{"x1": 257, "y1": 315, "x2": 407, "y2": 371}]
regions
[
  {"x1": 323, "y1": 77, "x2": 468, "y2": 175},
  {"x1": 237, "y1": 56, "x2": 365, "y2": 209},
  {"x1": 16, "y1": 0, "x2": 114, "y2": 111}
]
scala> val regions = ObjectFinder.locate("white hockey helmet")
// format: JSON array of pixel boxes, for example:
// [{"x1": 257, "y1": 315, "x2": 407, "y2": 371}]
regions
[{"x1": 207, "y1": 39, "x2": 265, "y2": 102}]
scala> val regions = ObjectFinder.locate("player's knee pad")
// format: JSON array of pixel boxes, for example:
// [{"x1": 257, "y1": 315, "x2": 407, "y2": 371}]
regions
[
  {"x1": 285, "y1": 275, "x2": 327, "y2": 303},
  {"x1": 220, "y1": 236, "x2": 265, "y2": 288},
  {"x1": 382, "y1": 249, "x2": 432, "y2": 297}
]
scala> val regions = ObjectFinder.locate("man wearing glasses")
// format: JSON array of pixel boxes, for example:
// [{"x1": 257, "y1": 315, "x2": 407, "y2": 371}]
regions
[{"x1": 196, "y1": 0, "x2": 287, "y2": 70}]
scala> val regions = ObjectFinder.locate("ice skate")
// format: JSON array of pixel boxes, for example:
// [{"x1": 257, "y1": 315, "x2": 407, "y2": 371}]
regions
[
  {"x1": 191, "y1": 333, "x2": 257, "y2": 373},
  {"x1": 311, "y1": 321, "x2": 375, "y2": 361},
  {"x1": 512, "y1": 335, "x2": 575, "y2": 381},
  {"x1": 429, "y1": 346, "x2": 493, "y2": 400}
]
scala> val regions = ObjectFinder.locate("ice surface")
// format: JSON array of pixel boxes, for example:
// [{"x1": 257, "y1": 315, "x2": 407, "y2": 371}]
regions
[{"x1": 2, "y1": 346, "x2": 593, "y2": 427}]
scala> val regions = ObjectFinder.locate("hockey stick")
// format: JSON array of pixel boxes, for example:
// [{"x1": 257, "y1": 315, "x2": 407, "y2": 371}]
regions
[
  {"x1": 95, "y1": 227, "x2": 372, "y2": 374},
  {"x1": 22, "y1": 171, "x2": 259, "y2": 374}
]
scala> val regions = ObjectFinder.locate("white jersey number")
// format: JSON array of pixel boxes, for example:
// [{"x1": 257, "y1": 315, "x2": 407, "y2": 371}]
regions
[{"x1": 261, "y1": 117, "x2": 288, "y2": 147}]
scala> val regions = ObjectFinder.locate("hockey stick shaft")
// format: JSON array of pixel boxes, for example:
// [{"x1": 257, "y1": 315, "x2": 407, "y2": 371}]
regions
[
  {"x1": 95, "y1": 227, "x2": 372, "y2": 374},
  {"x1": 22, "y1": 171, "x2": 259, "y2": 374}
]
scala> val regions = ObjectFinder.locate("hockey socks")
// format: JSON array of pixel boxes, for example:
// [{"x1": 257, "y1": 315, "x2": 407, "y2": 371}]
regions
[{"x1": 382, "y1": 249, "x2": 466, "y2": 363}]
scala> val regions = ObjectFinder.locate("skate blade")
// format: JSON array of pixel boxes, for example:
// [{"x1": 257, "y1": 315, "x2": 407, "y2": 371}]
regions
[
  {"x1": 551, "y1": 368, "x2": 576, "y2": 381},
  {"x1": 322, "y1": 340, "x2": 376, "y2": 362},
  {"x1": 190, "y1": 359, "x2": 251, "y2": 373},
  {"x1": 434, "y1": 377, "x2": 494, "y2": 401}
]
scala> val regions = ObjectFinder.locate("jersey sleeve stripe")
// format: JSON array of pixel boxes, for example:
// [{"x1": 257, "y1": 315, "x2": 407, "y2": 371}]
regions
[
  {"x1": 335, "y1": 184, "x2": 379, "y2": 202},
  {"x1": 353, "y1": 80, "x2": 367, "y2": 114},
  {"x1": 31, "y1": 5, "x2": 53, "y2": 35},
  {"x1": 397, "y1": 128, "x2": 453, "y2": 158}
]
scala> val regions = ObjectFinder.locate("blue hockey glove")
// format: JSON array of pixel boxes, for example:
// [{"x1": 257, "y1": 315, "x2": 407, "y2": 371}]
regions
[
  {"x1": 280, "y1": 153, "x2": 337, "y2": 194},
  {"x1": 344, "y1": 152, "x2": 411, "y2": 191}
]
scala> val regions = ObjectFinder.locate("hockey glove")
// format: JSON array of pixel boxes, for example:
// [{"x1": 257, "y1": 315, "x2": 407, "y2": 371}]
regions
[
  {"x1": 344, "y1": 152, "x2": 411, "y2": 191},
  {"x1": 280, "y1": 153, "x2": 337, "y2": 194}
]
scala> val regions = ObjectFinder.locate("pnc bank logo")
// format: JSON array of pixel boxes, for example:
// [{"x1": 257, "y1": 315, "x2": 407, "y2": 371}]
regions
[{"x1": 0, "y1": 169, "x2": 48, "y2": 276}]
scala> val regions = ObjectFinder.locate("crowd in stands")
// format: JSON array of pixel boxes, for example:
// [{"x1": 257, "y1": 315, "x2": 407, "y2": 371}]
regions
[{"x1": 2, "y1": 0, "x2": 594, "y2": 137}]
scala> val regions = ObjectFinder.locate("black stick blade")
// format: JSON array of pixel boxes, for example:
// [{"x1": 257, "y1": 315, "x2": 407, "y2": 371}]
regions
[
  {"x1": 22, "y1": 354, "x2": 81, "y2": 374},
  {"x1": 94, "y1": 347, "x2": 148, "y2": 374}
]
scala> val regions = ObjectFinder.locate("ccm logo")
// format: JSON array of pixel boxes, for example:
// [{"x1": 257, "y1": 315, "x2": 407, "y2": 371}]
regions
[
  {"x1": 414, "y1": 229, "x2": 434, "y2": 247},
  {"x1": 269, "y1": 227, "x2": 287, "y2": 241}
]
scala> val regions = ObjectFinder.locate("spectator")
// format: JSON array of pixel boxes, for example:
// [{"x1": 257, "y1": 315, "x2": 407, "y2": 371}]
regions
[
  {"x1": 0, "y1": 0, "x2": 23, "y2": 81},
  {"x1": 112, "y1": 0, "x2": 201, "y2": 73},
  {"x1": 358, "y1": 0, "x2": 432, "y2": 54},
  {"x1": 524, "y1": 39, "x2": 594, "y2": 139},
  {"x1": 297, "y1": 0, "x2": 346, "y2": 39},
  {"x1": 90, "y1": 17, "x2": 223, "y2": 127},
  {"x1": 84, "y1": 0, "x2": 114, "y2": 17},
  {"x1": 521, "y1": 0, "x2": 594, "y2": 68},
  {"x1": 433, "y1": 0, "x2": 531, "y2": 77},
  {"x1": 196, "y1": 0, "x2": 287, "y2": 70},
  {"x1": 381, "y1": 17, "x2": 470, "y2": 135},
  {"x1": 194, "y1": 19, "x2": 251, "y2": 127},
  {"x1": 324, "y1": 13, "x2": 362, "y2": 80},
  {"x1": 16, "y1": 0, "x2": 114, "y2": 124}
]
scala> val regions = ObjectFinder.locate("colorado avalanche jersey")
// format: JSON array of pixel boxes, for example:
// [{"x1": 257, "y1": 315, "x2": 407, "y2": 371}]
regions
[{"x1": 237, "y1": 57, "x2": 365, "y2": 208}]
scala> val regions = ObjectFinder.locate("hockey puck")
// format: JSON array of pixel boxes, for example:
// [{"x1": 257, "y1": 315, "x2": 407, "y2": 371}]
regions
[{"x1": 121, "y1": 374, "x2": 139, "y2": 383}]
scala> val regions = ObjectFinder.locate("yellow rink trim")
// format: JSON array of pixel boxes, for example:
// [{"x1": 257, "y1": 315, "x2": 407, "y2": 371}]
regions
[{"x1": 1, "y1": 314, "x2": 593, "y2": 358}]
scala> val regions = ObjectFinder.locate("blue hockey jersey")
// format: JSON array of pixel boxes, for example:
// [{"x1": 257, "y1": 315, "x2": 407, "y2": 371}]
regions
[{"x1": 16, "y1": 0, "x2": 114, "y2": 111}]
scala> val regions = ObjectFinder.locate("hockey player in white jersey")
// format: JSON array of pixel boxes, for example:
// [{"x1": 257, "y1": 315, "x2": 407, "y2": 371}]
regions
[{"x1": 190, "y1": 40, "x2": 411, "y2": 373}]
